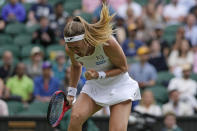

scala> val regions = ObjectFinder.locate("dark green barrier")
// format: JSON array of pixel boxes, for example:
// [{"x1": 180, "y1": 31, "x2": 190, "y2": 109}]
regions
[{"x1": 0, "y1": 116, "x2": 197, "y2": 131}]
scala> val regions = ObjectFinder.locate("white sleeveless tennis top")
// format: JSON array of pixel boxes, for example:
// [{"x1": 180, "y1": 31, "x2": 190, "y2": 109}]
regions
[
  {"x1": 74, "y1": 43, "x2": 141, "y2": 106},
  {"x1": 74, "y1": 44, "x2": 113, "y2": 71}
]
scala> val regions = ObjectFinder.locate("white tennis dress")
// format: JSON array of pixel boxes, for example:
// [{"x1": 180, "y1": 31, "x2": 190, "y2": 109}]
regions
[{"x1": 75, "y1": 44, "x2": 141, "y2": 106}]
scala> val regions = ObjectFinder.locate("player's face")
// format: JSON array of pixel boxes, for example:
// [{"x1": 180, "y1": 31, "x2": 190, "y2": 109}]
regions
[{"x1": 67, "y1": 40, "x2": 88, "y2": 57}]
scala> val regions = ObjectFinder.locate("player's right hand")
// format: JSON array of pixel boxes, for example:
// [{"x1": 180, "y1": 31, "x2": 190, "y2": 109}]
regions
[
  {"x1": 67, "y1": 95, "x2": 74, "y2": 106},
  {"x1": 85, "y1": 69, "x2": 99, "y2": 80}
]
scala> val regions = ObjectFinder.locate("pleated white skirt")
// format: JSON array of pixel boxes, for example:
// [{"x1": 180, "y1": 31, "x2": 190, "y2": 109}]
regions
[{"x1": 80, "y1": 72, "x2": 141, "y2": 106}]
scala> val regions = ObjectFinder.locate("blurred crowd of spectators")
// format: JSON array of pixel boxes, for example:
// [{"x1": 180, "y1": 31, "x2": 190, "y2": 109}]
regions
[{"x1": 0, "y1": 1, "x2": 197, "y2": 127}]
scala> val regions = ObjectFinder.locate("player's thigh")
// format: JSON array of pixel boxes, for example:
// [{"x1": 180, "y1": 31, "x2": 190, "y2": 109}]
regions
[
  {"x1": 109, "y1": 100, "x2": 132, "y2": 131},
  {"x1": 70, "y1": 93, "x2": 102, "y2": 123}
]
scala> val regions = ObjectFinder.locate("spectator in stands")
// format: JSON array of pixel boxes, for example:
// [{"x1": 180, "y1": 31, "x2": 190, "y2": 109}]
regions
[
  {"x1": 163, "y1": 0, "x2": 187, "y2": 25},
  {"x1": 52, "y1": 51, "x2": 68, "y2": 82},
  {"x1": 134, "y1": 90, "x2": 162, "y2": 116},
  {"x1": 135, "y1": 17, "x2": 150, "y2": 42},
  {"x1": 92, "y1": 0, "x2": 115, "y2": 22},
  {"x1": 108, "y1": 0, "x2": 127, "y2": 11},
  {"x1": 152, "y1": 24, "x2": 170, "y2": 59},
  {"x1": 32, "y1": 16, "x2": 55, "y2": 47},
  {"x1": 0, "y1": 79, "x2": 8, "y2": 116},
  {"x1": 26, "y1": 11, "x2": 37, "y2": 27},
  {"x1": 129, "y1": 46, "x2": 157, "y2": 88},
  {"x1": 0, "y1": 78, "x2": 7, "y2": 99},
  {"x1": 122, "y1": 23, "x2": 144, "y2": 57},
  {"x1": 115, "y1": 16, "x2": 127, "y2": 44},
  {"x1": 0, "y1": 99, "x2": 8, "y2": 116},
  {"x1": 49, "y1": 2, "x2": 69, "y2": 38},
  {"x1": 82, "y1": 0, "x2": 100, "y2": 13},
  {"x1": 189, "y1": 1, "x2": 197, "y2": 18},
  {"x1": 173, "y1": 27, "x2": 185, "y2": 50},
  {"x1": 0, "y1": 79, "x2": 4, "y2": 98},
  {"x1": 0, "y1": 18, "x2": 6, "y2": 33},
  {"x1": 184, "y1": 14, "x2": 197, "y2": 47},
  {"x1": 1, "y1": 0, "x2": 26, "y2": 22},
  {"x1": 178, "y1": 0, "x2": 196, "y2": 12},
  {"x1": 168, "y1": 64, "x2": 197, "y2": 110},
  {"x1": 27, "y1": 47, "x2": 43, "y2": 79},
  {"x1": 59, "y1": 67, "x2": 70, "y2": 93},
  {"x1": 148, "y1": 39, "x2": 168, "y2": 72},
  {"x1": 162, "y1": 89, "x2": 194, "y2": 116},
  {"x1": 118, "y1": 0, "x2": 142, "y2": 19},
  {"x1": 193, "y1": 45, "x2": 197, "y2": 73},
  {"x1": 6, "y1": 63, "x2": 34, "y2": 102},
  {"x1": 0, "y1": 51, "x2": 15, "y2": 82},
  {"x1": 83, "y1": 0, "x2": 126, "y2": 13},
  {"x1": 59, "y1": 66, "x2": 86, "y2": 95},
  {"x1": 34, "y1": 61, "x2": 60, "y2": 102},
  {"x1": 152, "y1": 24, "x2": 165, "y2": 43},
  {"x1": 125, "y1": 7, "x2": 136, "y2": 26},
  {"x1": 162, "y1": 112, "x2": 183, "y2": 131},
  {"x1": 30, "y1": 0, "x2": 53, "y2": 20},
  {"x1": 168, "y1": 39, "x2": 194, "y2": 77},
  {"x1": 142, "y1": 3, "x2": 163, "y2": 41},
  {"x1": 22, "y1": 0, "x2": 38, "y2": 3},
  {"x1": 0, "y1": 78, "x2": 10, "y2": 100}
]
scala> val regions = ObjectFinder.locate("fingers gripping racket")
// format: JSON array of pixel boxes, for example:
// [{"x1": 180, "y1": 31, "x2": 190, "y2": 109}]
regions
[{"x1": 47, "y1": 90, "x2": 71, "y2": 127}]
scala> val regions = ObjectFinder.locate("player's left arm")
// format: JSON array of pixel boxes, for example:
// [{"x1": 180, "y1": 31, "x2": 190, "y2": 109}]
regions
[
  {"x1": 103, "y1": 36, "x2": 128, "y2": 77},
  {"x1": 85, "y1": 36, "x2": 128, "y2": 80}
]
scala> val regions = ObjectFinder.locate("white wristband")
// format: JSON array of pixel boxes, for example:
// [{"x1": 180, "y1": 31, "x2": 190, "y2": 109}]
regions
[
  {"x1": 67, "y1": 87, "x2": 77, "y2": 96},
  {"x1": 98, "y1": 71, "x2": 106, "y2": 79}
]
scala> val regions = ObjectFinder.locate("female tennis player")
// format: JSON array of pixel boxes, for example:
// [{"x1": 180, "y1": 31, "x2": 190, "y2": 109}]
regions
[{"x1": 64, "y1": 4, "x2": 141, "y2": 131}]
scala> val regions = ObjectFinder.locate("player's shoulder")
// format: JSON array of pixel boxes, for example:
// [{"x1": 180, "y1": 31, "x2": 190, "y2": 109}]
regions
[{"x1": 104, "y1": 36, "x2": 120, "y2": 49}]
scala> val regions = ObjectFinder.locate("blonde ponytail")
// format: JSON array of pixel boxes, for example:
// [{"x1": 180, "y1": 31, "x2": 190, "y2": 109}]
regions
[
  {"x1": 80, "y1": 4, "x2": 115, "y2": 46},
  {"x1": 64, "y1": 4, "x2": 115, "y2": 46}
]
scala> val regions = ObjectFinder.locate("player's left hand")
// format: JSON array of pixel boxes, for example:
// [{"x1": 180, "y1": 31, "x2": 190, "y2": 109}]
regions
[{"x1": 85, "y1": 69, "x2": 99, "y2": 80}]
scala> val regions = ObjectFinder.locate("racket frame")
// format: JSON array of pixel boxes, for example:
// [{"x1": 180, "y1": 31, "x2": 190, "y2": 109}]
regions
[{"x1": 47, "y1": 90, "x2": 71, "y2": 127}]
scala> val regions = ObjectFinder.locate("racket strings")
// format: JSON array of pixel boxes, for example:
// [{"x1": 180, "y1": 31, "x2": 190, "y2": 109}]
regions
[{"x1": 49, "y1": 94, "x2": 65, "y2": 125}]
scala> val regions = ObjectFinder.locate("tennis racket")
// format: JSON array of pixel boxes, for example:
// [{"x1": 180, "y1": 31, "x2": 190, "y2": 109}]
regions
[{"x1": 47, "y1": 90, "x2": 71, "y2": 127}]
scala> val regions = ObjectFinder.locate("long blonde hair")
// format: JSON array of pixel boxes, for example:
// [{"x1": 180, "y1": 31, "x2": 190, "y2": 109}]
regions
[{"x1": 64, "y1": 4, "x2": 115, "y2": 46}]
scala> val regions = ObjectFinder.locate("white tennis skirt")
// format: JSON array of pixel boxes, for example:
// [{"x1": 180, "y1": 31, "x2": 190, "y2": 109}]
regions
[{"x1": 80, "y1": 72, "x2": 141, "y2": 106}]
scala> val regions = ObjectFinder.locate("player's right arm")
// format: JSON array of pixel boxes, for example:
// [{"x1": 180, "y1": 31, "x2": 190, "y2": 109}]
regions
[
  {"x1": 65, "y1": 45, "x2": 82, "y2": 88},
  {"x1": 65, "y1": 45, "x2": 82, "y2": 105}
]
